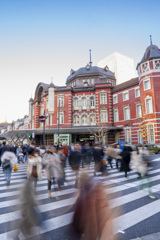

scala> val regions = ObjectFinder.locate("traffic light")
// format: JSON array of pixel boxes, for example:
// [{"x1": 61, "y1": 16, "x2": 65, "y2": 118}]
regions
[
  {"x1": 39, "y1": 115, "x2": 46, "y2": 123},
  {"x1": 28, "y1": 133, "x2": 31, "y2": 139}
]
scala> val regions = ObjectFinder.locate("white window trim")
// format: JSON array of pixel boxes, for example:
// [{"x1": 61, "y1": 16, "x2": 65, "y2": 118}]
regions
[
  {"x1": 100, "y1": 92, "x2": 107, "y2": 105},
  {"x1": 143, "y1": 78, "x2": 151, "y2": 91},
  {"x1": 90, "y1": 96, "x2": 95, "y2": 109},
  {"x1": 123, "y1": 105, "x2": 130, "y2": 120},
  {"x1": 136, "y1": 103, "x2": 142, "y2": 118},
  {"x1": 81, "y1": 114, "x2": 88, "y2": 125},
  {"x1": 123, "y1": 91, "x2": 129, "y2": 101},
  {"x1": 125, "y1": 127, "x2": 132, "y2": 144},
  {"x1": 135, "y1": 87, "x2": 140, "y2": 98},
  {"x1": 114, "y1": 108, "x2": 119, "y2": 122},
  {"x1": 100, "y1": 110, "x2": 108, "y2": 123},
  {"x1": 145, "y1": 96, "x2": 153, "y2": 114},
  {"x1": 57, "y1": 95, "x2": 64, "y2": 107},
  {"x1": 113, "y1": 94, "x2": 118, "y2": 104},
  {"x1": 81, "y1": 97, "x2": 87, "y2": 109},
  {"x1": 73, "y1": 115, "x2": 80, "y2": 125},
  {"x1": 90, "y1": 114, "x2": 96, "y2": 125},
  {"x1": 147, "y1": 123, "x2": 155, "y2": 144},
  {"x1": 73, "y1": 97, "x2": 79, "y2": 110}
]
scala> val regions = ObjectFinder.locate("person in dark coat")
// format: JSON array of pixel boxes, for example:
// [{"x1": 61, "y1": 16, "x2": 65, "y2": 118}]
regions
[
  {"x1": 93, "y1": 143, "x2": 104, "y2": 176},
  {"x1": 0, "y1": 142, "x2": 8, "y2": 167},
  {"x1": 81, "y1": 142, "x2": 93, "y2": 169},
  {"x1": 68, "y1": 143, "x2": 81, "y2": 187},
  {"x1": 120, "y1": 146, "x2": 131, "y2": 178}
]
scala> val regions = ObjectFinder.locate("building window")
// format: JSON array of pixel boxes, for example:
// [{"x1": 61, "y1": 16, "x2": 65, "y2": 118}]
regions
[
  {"x1": 40, "y1": 105, "x2": 44, "y2": 115},
  {"x1": 123, "y1": 91, "x2": 129, "y2": 101},
  {"x1": 82, "y1": 115, "x2": 88, "y2": 125},
  {"x1": 74, "y1": 115, "x2": 79, "y2": 125},
  {"x1": 90, "y1": 96, "x2": 95, "y2": 108},
  {"x1": 145, "y1": 97, "x2": 153, "y2": 114},
  {"x1": 113, "y1": 94, "x2": 118, "y2": 104},
  {"x1": 124, "y1": 106, "x2": 130, "y2": 120},
  {"x1": 148, "y1": 124, "x2": 155, "y2": 144},
  {"x1": 125, "y1": 128, "x2": 131, "y2": 144},
  {"x1": 73, "y1": 97, "x2": 79, "y2": 109},
  {"x1": 114, "y1": 108, "x2": 119, "y2": 122},
  {"x1": 101, "y1": 110, "x2": 108, "y2": 123},
  {"x1": 100, "y1": 93, "x2": 107, "y2": 104},
  {"x1": 59, "y1": 112, "x2": 64, "y2": 124},
  {"x1": 136, "y1": 104, "x2": 142, "y2": 118},
  {"x1": 138, "y1": 131, "x2": 143, "y2": 144},
  {"x1": 143, "y1": 78, "x2": 151, "y2": 91},
  {"x1": 58, "y1": 95, "x2": 64, "y2": 107},
  {"x1": 82, "y1": 97, "x2": 87, "y2": 108},
  {"x1": 135, "y1": 87, "x2": 140, "y2": 98},
  {"x1": 91, "y1": 79, "x2": 94, "y2": 84},
  {"x1": 90, "y1": 114, "x2": 96, "y2": 125}
]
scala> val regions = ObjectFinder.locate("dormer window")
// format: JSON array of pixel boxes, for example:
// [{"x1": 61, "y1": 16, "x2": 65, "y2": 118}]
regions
[{"x1": 85, "y1": 64, "x2": 90, "y2": 70}]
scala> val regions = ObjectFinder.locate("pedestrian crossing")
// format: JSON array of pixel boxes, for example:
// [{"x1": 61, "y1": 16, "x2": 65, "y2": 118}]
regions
[{"x1": 0, "y1": 158, "x2": 160, "y2": 240}]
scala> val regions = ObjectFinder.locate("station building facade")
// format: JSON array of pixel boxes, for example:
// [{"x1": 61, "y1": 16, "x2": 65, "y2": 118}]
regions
[{"x1": 1, "y1": 43, "x2": 160, "y2": 146}]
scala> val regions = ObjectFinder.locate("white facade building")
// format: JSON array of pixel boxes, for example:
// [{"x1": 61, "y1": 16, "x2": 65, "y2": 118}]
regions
[{"x1": 98, "y1": 52, "x2": 136, "y2": 85}]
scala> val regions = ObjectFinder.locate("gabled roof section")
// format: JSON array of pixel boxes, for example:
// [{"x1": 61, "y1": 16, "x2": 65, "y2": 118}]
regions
[{"x1": 112, "y1": 77, "x2": 139, "y2": 93}]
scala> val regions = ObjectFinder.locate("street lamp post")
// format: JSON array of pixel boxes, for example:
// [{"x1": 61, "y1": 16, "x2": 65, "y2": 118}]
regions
[
  {"x1": 57, "y1": 92, "x2": 61, "y2": 144},
  {"x1": 39, "y1": 110, "x2": 47, "y2": 146}
]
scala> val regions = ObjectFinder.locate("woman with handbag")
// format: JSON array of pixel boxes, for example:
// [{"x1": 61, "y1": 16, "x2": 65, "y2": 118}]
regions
[{"x1": 1, "y1": 147, "x2": 17, "y2": 186}]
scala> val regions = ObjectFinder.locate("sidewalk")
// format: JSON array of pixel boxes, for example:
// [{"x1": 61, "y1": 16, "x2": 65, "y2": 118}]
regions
[{"x1": 131, "y1": 232, "x2": 160, "y2": 240}]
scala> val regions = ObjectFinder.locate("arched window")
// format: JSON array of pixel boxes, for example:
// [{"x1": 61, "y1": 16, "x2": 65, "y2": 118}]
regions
[
  {"x1": 82, "y1": 97, "x2": 87, "y2": 108},
  {"x1": 90, "y1": 114, "x2": 96, "y2": 125},
  {"x1": 74, "y1": 97, "x2": 79, "y2": 109},
  {"x1": 90, "y1": 96, "x2": 95, "y2": 107},
  {"x1": 82, "y1": 115, "x2": 88, "y2": 125},
  {"x1": 74, "y1": 115, "x2": 79, "y2": 125}
]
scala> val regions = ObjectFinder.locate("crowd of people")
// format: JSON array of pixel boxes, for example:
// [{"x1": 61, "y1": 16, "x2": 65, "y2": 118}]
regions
[{"x1": 0, "y1": 140, "x2": 155, "y2": 239}]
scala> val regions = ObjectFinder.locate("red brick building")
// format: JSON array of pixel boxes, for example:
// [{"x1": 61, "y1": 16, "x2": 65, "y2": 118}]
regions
[{"x1": 27, "y1": 43, "x2": 160, "y2": 146}]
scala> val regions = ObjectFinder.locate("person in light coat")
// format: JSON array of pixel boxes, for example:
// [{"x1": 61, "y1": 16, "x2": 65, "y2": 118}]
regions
[
  {"x1": 42, "y1": 147, "x2": 63, "y2": 197},
  {"x1": 27, "y1": 149, "x2": 42, "y2": 191},
  {"x1": 1, "y1": 147, "x2": 17, "y2": 185}
]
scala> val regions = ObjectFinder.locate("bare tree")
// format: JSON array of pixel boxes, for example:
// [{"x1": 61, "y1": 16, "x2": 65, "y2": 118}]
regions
[{"x1": 88, "y1": 122, "x2": 109, "y2": 145}]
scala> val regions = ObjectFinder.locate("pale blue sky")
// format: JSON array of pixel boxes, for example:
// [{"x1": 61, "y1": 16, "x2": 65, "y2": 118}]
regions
[{"x1": 0, "y1": 0, "x2": 160, "y2": 122}]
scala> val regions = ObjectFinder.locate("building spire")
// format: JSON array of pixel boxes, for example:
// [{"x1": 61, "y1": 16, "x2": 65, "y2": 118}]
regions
[
  {"x1": 150, "y1": 35, "x2": 152, "y2": 45},
  {"x1": 89, "y1": 49, "x2": 92, "y2": 66},
  {"x1": 51, "y1": 77, "x2": 53, "y2": 83}
]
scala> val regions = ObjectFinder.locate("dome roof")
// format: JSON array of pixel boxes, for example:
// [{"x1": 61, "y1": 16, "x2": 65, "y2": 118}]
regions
[
  {"x1": 137, "y1": 44, "x2": 160, "y2": 68},
  {"x1": 66, "y1": 65, "x2": 114, "y2": 83}
]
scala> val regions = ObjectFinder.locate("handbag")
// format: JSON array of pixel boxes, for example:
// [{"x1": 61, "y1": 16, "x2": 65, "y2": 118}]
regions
[
  {"x1": 3, "y1": 160, "x2": 11, "y2": 168},
  {"x1": 13, "y1": 165, "x2": 18, "y2": 172}
]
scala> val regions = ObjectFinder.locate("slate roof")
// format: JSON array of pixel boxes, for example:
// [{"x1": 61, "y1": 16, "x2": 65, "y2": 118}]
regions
[
  {"x1": 137, "y1": 44, "x2": 160, "y2": 69},
  {"x1": 112, "y1": 77, "x2": 139, "y2": 93},
  {"x1": 66, "y1": 66, "x2": 114, "y2": 83}
]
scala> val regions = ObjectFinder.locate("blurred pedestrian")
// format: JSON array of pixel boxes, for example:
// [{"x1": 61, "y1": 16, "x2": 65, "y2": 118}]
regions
[
  {"x1": 1, "y1": 147, "x2": 17, "y2": 185},
  {"x1": 132, "y1": 147, "x2": 155, "y2": 198},
  {"x1": 58, "y1": 147, "x2": 66, "y2": 181},
  {"x1": 93, "y1": 143, "x2": 104, "y2": 176},
  {"x1": 120, "y1": 146, "x2": 131, "y2": 178},
  {"x1": 0, "y1": 141, "x2": 8, "y2": 167},
  {"x1": 68, "y1": 143, "x2": 81, "y2": 187},
  {"x1": 27, "y1": 149, "x2": 42, "y2": 191},
  {"x1": 62, "y1": 142, "x2": 68, "y2": 167},
  {"x1": 73, "y1": 172, "x2": 114, "y2": 240},
  {"x1": 81, "y1": 142, "x2": 93, "y2": 169},
  {"x1": 13, "y1": 175, "x2": 45, "y2": 239},
  {"x1": 43, "y1": 147, "x2": 63, "y2": 198}
]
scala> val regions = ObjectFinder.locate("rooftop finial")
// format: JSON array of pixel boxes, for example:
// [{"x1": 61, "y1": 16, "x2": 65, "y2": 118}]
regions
[
  {"x1": 89, "y1": 49, "x2": 92, "y2": 67},
  {"x1": 51, "y1": 77, "x2": 53, "y2": 83},
  {"x1": 150, "y1": 35, "x2": 152, "y2": 45}
]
